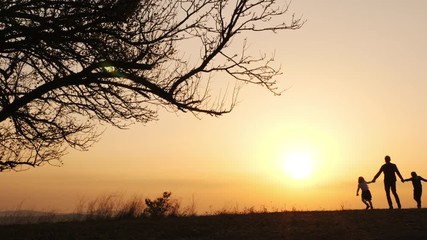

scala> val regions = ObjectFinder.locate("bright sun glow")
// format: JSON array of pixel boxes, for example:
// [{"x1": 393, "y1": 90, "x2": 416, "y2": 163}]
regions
[{"x1": 282, "y1": 151, "x2": 315, "y2": 180}]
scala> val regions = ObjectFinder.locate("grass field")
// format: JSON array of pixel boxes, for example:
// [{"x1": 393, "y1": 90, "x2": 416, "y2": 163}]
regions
[{"x1": 1, "y1": 209, "x2": 427, "y2": 240}]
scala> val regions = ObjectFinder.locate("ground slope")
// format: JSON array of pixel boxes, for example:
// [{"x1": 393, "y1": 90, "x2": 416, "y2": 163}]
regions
[{"x1": 1, "y1": 209, "x2": 426, "y2": 240}]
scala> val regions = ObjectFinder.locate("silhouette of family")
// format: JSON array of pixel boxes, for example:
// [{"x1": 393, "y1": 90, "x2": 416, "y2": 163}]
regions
[{"x1": 356, "y1": 155, "x2": 427, "y2": 210}]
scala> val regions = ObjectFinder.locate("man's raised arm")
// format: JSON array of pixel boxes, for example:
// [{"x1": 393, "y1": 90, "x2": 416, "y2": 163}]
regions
[
  {"x1": 372, "y1": 167, "x2": 383, "y2": 182},
  {"x1": 395, "y1": 166, "x2": 404, "y2": 182}
]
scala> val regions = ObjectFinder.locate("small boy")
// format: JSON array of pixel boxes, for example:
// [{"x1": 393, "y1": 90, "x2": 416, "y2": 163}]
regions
[{"x1": 403, "y1": 171, "x2": 427, "y2": 208}]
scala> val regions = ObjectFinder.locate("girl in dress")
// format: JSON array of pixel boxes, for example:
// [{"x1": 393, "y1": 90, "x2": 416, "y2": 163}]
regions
[{"x1": 356, "y1": 176, "x2": 374, "y2": 209}]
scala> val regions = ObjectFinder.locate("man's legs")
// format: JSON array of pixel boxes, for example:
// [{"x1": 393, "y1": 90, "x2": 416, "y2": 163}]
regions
[
  {"x1": 390, "y1": 182, "x2": 401, "y2": 209},
  {"x1": 384, "y1": 182, "x2": 393, "y2": 209}
]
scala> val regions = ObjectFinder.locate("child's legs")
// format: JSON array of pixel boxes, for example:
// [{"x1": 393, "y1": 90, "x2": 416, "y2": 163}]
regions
[
  {"x1": 361, "y1": 198, "x2": 369, "y2": 206},
  {"x1": 414, "y1": 189, "x2": 422, "y2": 208},
  {"x1": 362, "y1": 190, "x2": 373, "y2": 209}
]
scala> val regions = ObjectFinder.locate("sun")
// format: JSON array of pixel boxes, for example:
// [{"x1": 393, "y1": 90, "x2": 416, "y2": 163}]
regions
[{"x1": 282, "y1": 151, "x2": 315, "y2": 180}]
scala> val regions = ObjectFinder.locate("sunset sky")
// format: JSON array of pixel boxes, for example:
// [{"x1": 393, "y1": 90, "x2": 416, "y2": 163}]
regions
[{"x1": 2, "y1": 0, "x2": 427, "y2": 213}]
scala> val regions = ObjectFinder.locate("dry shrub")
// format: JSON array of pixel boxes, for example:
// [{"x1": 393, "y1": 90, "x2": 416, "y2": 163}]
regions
[{"x1": 143, "y1": 192, "x2": 180, "y2": 218}]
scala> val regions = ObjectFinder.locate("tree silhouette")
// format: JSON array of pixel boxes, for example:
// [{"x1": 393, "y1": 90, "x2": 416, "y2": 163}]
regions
[{"x1": 0, "y1": 0, "x2": 303, "y2": 171}]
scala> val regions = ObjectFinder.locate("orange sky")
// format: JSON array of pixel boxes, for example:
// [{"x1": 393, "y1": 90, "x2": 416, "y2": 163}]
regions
[{"x1": 2, "y1": 0, "x2": 427, "y2": 213}]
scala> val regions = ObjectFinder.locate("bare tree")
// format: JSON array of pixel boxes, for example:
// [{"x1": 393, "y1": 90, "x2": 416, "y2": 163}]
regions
[{"x1": 0, "y1": 0, "x2": 303, "y2": 171}]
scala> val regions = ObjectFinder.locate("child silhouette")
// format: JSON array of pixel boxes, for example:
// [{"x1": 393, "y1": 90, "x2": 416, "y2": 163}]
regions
[
  {"x1": 356, "y1": 176, "x2": 374, "y2": 209},
  {"x1": 403, "y1": 171, "x2": 427, "y2": 208}
]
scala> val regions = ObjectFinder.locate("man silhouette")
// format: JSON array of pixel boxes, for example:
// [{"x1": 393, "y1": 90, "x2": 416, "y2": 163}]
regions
[{"x1": 372, "y1": 155, "x2": 404, "y2": 209}]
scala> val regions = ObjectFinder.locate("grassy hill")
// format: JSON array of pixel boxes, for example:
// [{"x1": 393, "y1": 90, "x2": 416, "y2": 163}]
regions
[{"x1": 1, "y1": 209, "x2": 426, "y2": 240}]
